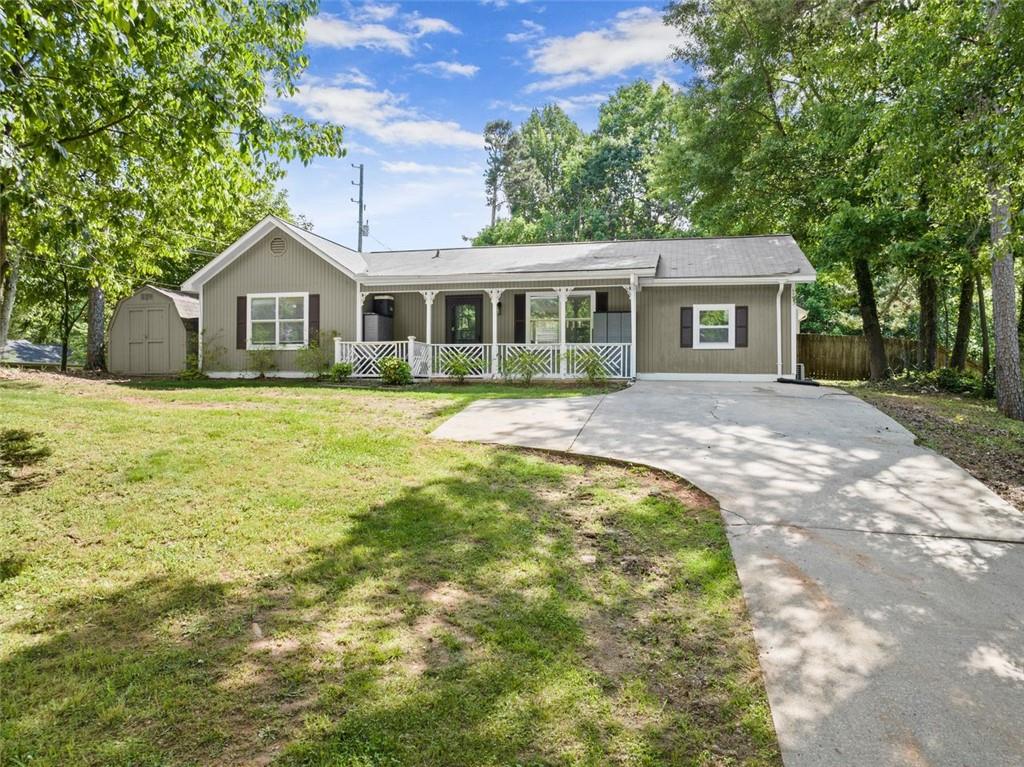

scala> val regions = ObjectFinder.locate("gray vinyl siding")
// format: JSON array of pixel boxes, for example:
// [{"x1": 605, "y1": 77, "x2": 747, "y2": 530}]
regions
[
  {"x1": 108, "y1": 289, "x2": 189, "y2": 375},
  {"x1": 637, "y1": 284, "x2": 793, "y2": 375},
  {"x1": 202, "y1": 231, "x2": 357, "y2": 372},
  {"x1": 365, "y1": 279, "x2": 631, "y2": 344}
]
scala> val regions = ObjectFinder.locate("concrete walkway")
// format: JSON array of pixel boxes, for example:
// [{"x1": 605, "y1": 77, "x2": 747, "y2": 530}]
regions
[{"x1": 433, "y1": 381, "x2": 1024, "y2": 767}]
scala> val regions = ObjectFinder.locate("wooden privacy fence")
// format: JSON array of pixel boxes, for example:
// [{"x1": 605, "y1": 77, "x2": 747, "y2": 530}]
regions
[{"x1": 797, "y1": 334, "x2": 975, "y2": 380}]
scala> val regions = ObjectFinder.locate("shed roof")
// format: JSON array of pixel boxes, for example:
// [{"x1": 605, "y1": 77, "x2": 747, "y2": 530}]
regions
[
  {"x1": 146, "y1": 285, "x2": 199, "y2": 319},
  {"x1": 1, "y1": 340, "x2": 63, "y2": 365}
]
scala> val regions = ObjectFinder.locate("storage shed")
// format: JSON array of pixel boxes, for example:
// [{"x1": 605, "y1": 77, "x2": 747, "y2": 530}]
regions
[{"x1": 108, "y1": 285, "x2": 198, "y2": 375}]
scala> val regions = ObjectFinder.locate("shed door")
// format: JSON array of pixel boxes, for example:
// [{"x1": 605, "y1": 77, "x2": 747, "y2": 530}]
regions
[{"x1": 127, "y1": 307, "x2": 168, "y2": 374}]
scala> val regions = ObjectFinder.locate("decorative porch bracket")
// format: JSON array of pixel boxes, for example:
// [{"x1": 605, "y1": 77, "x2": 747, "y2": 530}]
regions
[{"x1": 485, "y1": 288, "x2": 504, "y2": 379}]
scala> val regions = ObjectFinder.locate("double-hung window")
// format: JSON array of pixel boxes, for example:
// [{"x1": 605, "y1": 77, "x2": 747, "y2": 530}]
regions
[
  {"x1": 526, "y1": 291, "x2": 595, "y2": 343},
  {"x1": 693, "y1": 304, "x2": 734, "y2": 349},
  {"x1": 248, "y1": 293, "x2": 308, "y2": 349}
]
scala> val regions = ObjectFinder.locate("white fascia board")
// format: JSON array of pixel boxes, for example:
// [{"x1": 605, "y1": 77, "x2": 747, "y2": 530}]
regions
[
  {"x1": 359, "y1": 268, "x2": 653, "y2": 287},
  {"x1": 639, "y1": 275, "x2": 815, "y2": 287},
  {"x1": 182, "y1": 217, "x2": 361, "y2": 291}
]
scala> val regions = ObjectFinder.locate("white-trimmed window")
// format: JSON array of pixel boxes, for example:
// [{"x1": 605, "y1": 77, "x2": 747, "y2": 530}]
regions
[
  {"x1": 248, "y1": 292, "x2": 308, "y2": 349},
  {"x1": 693, "y1": 304, "x2": 735, "y2": 349},
  {"x1": 526, "y1": 291, "x2": 595, "y2": 343}
]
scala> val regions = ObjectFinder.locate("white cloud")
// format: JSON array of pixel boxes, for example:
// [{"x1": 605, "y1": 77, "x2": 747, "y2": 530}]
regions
[
  {"x1": 488, "y1": 99, "x2": 532, "y2": 114},
  {"x1": 525, "y1": 7, "x2": 682, "y2": 92},
  {"x1": 406, "y1": 16, "x2": 461, "y2": 37},
  {"x1": 305, "y1": 14, "x2": 413, "y2": 54},
  {"x1": 554, "y1": 92, "x2": 608, "y2": 114},
  {"x1": 382, "y1": 161, "x2": 479, "y2": 175},
  {"x1": 305, "y1": 10, "x2": 459, "y2": 56},
  {"x1": 283, "y1": 79, "x2": 482, "y2": 149},
  {"x1": 414, "y1": 60, "x2": 479, "y2": 78},
  {"x1": 356, "y1": 3, "x2": 399, "y2": 22},
  {"x1": 481, "y1": 0, "x2": 532, "y2": 8},
  {"x1": 505, "y1": 19, "x2": 545, "y2": 43}
]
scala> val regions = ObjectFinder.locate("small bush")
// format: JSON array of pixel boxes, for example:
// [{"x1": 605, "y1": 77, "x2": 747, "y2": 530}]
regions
[
  {"x1": 379, "y1": 356, "x2": 412, "y2": 385},
  {"x1": 503, "y1": 349, "x2": 548, "y2": 385},
  {"x1": 295, "y1": 332, "x2": 335, "y2": 378},
  {"x1": 442, "y1": 351, "x2": 474, "y2": 383},
  {"x1": 247, "y1": 349, "x2": 276, "y2": 378},
  {"x1": 572, "y1": 348, "x2": 608, "y2": 384},
  {"x1": 329, "y1": 361, "x2": 353, "y2": 383}
]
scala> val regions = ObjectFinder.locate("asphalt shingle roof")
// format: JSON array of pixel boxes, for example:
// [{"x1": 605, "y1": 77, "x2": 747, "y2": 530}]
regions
[
  {"x1": 652, "y1": 235, "x2": 814, "y2": 279},
  {"x1": 147, "y1": 285, "x2": 199, "y2": 319}
]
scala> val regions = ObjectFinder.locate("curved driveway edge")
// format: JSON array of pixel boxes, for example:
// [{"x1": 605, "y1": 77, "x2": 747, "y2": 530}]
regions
[{"x1": 432, "y1": 381, "x2": 1024, "y2": 767}]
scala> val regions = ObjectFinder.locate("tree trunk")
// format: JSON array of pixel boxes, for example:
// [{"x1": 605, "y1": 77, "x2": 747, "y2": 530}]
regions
[
  {"x1": 917, "y1": 271, "x2": 938, "y2": 371},
  {"x1": 950, "y1": 270, "x2": 974, "y2": 370},
  {"x1": 85, "y1": 284, "x2": 106, "y2": 371},
  {"x1": 988, "y1": 181, "x2": 1024, "y2": 419},
  {"x1": 853, "y1": 256, "x2": 888, "y2": 380},
  {"x1": 0, "y1": 184, "x2": 10, "y2": 350},
  {"x1": 0, "y1": 256, "x2": 17, "y2": 349},
  {"x1": 977, "y1": 271, "x2": 991, "y2": 381},
  {"x1": 490, "y1": 198, "x2": 497, "y2": 228}
]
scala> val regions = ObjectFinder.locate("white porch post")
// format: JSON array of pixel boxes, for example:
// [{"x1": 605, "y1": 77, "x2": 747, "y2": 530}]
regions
[
  {"x1": 627, "y1": 274, "x2": 638, "y2": 379},
  {"x1": 775, "y1": 281, "x2": 784, "y2": 378},
  {"x1": 554, "y1": 287, "x2": 573, "y2": 378},
  {"x1": 355, "y1": 285, "x2": 368, "y2": 342},
  {"x1": 486, "y1": 288, "x2": 503, "y2": 378},
  {"x1": 419, "y1": 290, "x2": 438, "y2": 376}
]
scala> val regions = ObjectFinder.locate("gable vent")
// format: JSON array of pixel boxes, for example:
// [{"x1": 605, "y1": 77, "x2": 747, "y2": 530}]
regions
[{"x1": 270, "y1": 236, "x2": 286, "y2": 256}]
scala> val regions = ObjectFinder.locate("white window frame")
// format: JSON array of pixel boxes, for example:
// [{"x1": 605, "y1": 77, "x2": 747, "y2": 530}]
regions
[
  {"x1": 526, "y1": 290, "x2": 596, "y2": 344},
  {"x1": 247, "y1": 292, "x2": 309, "y2": 350},
  {"x1": 693, "y1": 303, "x2": 735, "y2": 350}
]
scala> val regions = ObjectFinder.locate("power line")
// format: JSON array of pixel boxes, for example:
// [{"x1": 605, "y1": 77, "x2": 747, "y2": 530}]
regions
[{"x1": 368, "y1": 234, "x2": 393, "y2": 252}]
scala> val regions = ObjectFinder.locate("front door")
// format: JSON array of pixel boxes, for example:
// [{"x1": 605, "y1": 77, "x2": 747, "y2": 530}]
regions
[{"x1": 446, "y1": 294, "x2": 483, "y2": 344}]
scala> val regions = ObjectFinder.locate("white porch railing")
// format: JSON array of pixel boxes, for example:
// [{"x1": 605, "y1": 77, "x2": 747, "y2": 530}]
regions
[
  {"x1": 335, "y1": 339, "x2": 632, "y2": 380},
  {"x1": 335, "y1": 340, "x2": 409, "y2": 377},
  {"x1": 433, "y1": 343, "x2": 492, "y2": 378}
]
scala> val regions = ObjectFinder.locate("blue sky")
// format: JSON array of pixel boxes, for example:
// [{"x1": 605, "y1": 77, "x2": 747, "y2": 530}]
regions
[{"x1": 274, "y1": 0, "x2": 689, "y2": 251}]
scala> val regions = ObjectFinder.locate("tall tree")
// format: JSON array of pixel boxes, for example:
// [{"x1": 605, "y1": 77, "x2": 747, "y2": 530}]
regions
[
  {"x1": 872, "y1": 0, "x2": 1024, "y2": 417},
  {"x1": 660, "y1": 0, "x2": 900, "y2": 378},
  {"x1": 483, "y1": 120, "x2": 515, "y2": 227},
  {"x1": 0, "y1": 1, "x2": 344, "y2": 356}
]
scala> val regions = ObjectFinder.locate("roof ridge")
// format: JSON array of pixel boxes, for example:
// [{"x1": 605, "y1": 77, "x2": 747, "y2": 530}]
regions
[{"x1": 367, "y1": 233, "x2": 794, "y2": 255}]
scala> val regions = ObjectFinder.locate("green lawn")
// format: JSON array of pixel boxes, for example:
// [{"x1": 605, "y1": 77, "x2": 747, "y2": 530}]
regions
[{"x1": 0, "y1": 371, "x2": 778, "y2": 767}]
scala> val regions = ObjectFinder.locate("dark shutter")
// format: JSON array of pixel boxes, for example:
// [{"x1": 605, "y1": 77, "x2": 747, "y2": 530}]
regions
[
  {"x1": 308, "y1": 294, "x2": 320, "y2": 343},
  {"x1": 595, "y1": 291, "x2": 609, "y2": 313},
  {"x1": 735, "y1": 306, "x2": 748, "y2": 348},
  {"x1": 680, "y1": 307, "x2": 693, "y2": 348},
  {"x1": 514, "y1": 293, "x2": 526, "y2": 343},
  {"x1": 236, "y1": 296, "x2": 246, "y2": 349}
]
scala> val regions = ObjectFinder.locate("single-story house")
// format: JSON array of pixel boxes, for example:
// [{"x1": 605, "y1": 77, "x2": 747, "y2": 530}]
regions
[
  {"x1": 108, "y1": 284, "x2": 199, "y2": 376},
  {"x1": 162, "y1": 215, "x2": 814, "y2": 380}
]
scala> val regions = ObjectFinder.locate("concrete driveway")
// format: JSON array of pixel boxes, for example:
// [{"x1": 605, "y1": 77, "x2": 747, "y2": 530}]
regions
[{"x1": 433, "y1": 381, "x2": 1024, "y2": 767}]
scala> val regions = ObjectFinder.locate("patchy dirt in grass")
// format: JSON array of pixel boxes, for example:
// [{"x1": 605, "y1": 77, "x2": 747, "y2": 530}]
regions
[{"x1": 852, "y1": 388, "x2": 1024, "y2": 512}]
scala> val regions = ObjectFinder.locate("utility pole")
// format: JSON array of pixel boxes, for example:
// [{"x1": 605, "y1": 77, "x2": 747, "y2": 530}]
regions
[{"x1": 351, "y1": 163, "x2": 367, "y2": 252}]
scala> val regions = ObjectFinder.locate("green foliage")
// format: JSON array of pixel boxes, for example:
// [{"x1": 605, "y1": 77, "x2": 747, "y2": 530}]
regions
[
  {"x1": 329, "y1": 362, "x2": 354, "y2": 383},
  {"x1": 894, "y1": 368, "x2": 989, "y2": 398},
  {"x1": 502, "y1": 349, "x2": 549, "y2": 385},
  {"x1": 378, "y1": 356, "x2": 412, "y2": 386},
  {"x1": 295, "y1": 332, "x2": 334, "y2": 378},
  {"x1": 476, "y1": 83, "x2": 684, "y2": 245},
  {"x1": 441, "y1": 351, "x2": 474, "y2": 383},
  {"x1": 572, "y1": 349, "x2": 608, "y2": 384},
  {"x1": 0, "y1": 0, "x2": 344, "y2": 353},
  {"x1": 199, "y1": 331, "x2": 228, "y2": 374},
  {"x1": 246, "y1": 349, "x2": 276, "y2": 379}
]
